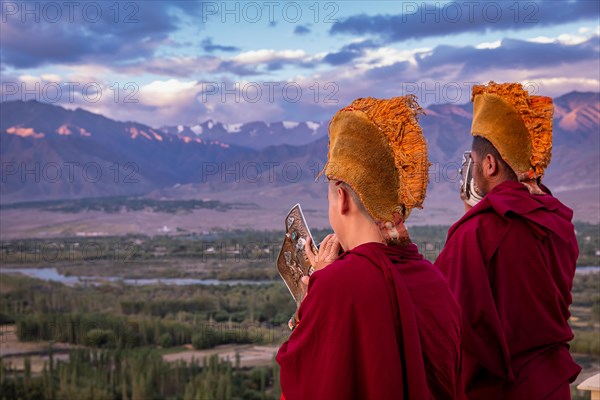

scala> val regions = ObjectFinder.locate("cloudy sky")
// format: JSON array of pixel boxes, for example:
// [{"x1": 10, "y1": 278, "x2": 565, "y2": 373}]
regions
[{"x1": 1, "y1": 0, "x2": 599, "y2": 126}]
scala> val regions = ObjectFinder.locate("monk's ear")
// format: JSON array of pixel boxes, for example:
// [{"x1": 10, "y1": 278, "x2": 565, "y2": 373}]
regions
[
  {"x1": 337, "y1": 186, "x2": 350, "y2": 215},
  {"x1": 484, "y1": 154, "x2": 499, "y2": 177}
]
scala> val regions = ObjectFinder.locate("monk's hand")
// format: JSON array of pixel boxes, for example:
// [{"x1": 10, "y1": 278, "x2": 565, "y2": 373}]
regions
[
  {"x1": 305, "y1": 234, "x2": 341, "y2": 272},
  {"x1": 299, "y1": 275, "x2": 310, "y2": 303}
]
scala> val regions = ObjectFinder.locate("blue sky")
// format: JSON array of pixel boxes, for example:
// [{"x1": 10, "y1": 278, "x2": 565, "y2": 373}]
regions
[{"x1": 1, "y1": 0, "x2": 599, "y2": 126}]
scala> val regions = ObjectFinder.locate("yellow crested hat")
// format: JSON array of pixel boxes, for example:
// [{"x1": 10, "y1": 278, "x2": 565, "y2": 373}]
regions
[
  {"x1": 471, "y1": 81, "x2": 553, "y2": 194},
  {"x1": 317, "y1": 95, "x2": 429, "y2": 222}
]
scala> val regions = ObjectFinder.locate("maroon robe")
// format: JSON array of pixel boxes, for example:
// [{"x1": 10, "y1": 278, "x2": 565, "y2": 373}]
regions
[
  {"x1": 276, "y1": 241, "x2": 464, "y2": 400},
  {"x1": 435, "y1": 180, "x2": 581, "y2": 399}
]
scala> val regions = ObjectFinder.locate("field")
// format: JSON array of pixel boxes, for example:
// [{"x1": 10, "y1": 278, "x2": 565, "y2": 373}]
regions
[
  {"x1": 0, "y1": 225, "x2": 598, "y2": 399},
  {"x1": 0, "y1": 184, "x2": 469, "y2": 240}
]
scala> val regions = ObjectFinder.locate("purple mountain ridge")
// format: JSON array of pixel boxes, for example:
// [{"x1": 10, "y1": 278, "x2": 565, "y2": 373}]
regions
[{"x1": 1, "y1": 93, "x2": 598, "y2": 224}]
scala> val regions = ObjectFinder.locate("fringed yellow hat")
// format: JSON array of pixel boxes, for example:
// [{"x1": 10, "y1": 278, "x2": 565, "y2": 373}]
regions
[
  {"x1": 471, "y1": 81, "x2": 553, "y2": 195},
  {"x1": 317, "y1": 95, "x2": 429, "y2": 222}
]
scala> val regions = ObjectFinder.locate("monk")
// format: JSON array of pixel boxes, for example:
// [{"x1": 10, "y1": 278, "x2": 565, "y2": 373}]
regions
[
  {"x1": 276, "y1": 96, "x2": 464, "y2": 399},
  {"x1": 435, "y1": 82, "x2": 581, "y2": 399}
]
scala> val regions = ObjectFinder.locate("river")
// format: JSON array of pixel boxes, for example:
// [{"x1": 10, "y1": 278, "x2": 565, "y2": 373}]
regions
[
  {"x1": 1, "y1": 266, "x2": 598, "y2": 286},
  {"x1": 0, "y1": 267, "x2": 275, "y2": 286}
]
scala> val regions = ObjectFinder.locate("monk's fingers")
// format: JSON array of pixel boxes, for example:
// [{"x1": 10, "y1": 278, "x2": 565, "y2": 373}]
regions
[
  {"x1": 306, "y1": 236, "x2": 314, "y2": 252},
  {"x1": 304, "y1": 238, "x2": 316, "y2": 265},
  {"x1": 321, "y1": 234, "x2": 335, "y2": 252},
  {"x1": 323, "y1": 236, "x2": 337, "y2": 256},
  {"x1": 319, "y1": 234, "x2": 332, "y2": 250},
  {"x1": 329, "y1": 238, "x2": 341, "y2": 256},
  {"x1": 310, "y1": 234, "x2": 341, "y2": 270},
  {"x1": 320, "y1": 235, "x2": 341, "y2": 263},
  {"x1": 314, "y1": 244, "x2": 329, "y2": 270},
  {"x1": 300, "y1": 276, "x2": 310, "y2": 300},
  {"x1": 315, "y1": 235, "x2": 330, "y2": 258}
]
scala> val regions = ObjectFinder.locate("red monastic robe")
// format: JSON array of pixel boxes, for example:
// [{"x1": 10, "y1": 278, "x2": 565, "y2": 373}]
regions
[
  {"x1": 435, "y1": 180, "x2": 581, "y2": 399},
  {"x1": 276, "y1": 241, "x2": 464, "y2": 400}
]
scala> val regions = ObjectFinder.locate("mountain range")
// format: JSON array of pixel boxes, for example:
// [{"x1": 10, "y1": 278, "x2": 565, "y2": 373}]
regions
[
  {"x1": 161, "y1": 120, "x2": 327, "y2": 150},
  {"x1": 1, "y1": 92, "x2": 598, "y2": 225}
]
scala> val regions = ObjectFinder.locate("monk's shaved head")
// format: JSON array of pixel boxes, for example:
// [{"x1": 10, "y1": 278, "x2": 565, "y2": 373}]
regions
[
  {"x1": 329, "y1": 179, "x2": 375, "y2": 222},
  {"x1": 472, "y1": 136, "x2": 517, "y2": 181}
]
